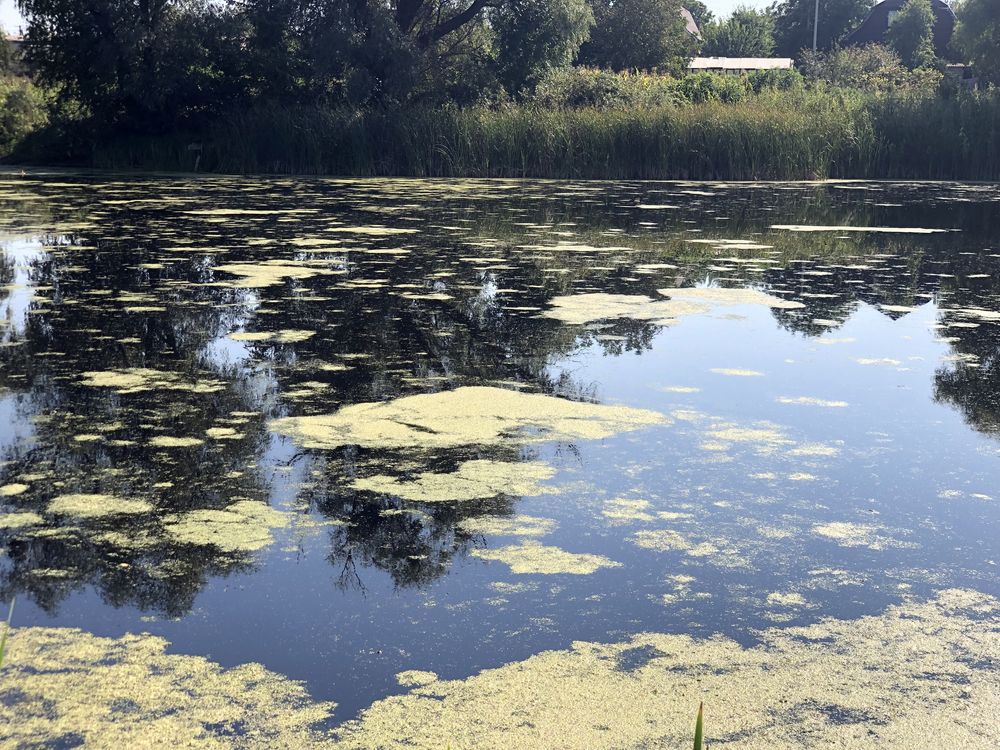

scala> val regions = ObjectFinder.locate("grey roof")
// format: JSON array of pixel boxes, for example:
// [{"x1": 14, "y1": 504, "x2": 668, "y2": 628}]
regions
[{"x1": 680, "y1": 8, "x2": 701, "y2": 39}]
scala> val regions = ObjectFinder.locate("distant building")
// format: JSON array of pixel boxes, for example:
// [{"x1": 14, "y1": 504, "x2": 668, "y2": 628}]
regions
[
  {"x1": 687, "y1": 57, "x2": 795, "y2": 74},
  {"x1": 680, "y1": 8, "x2": 702, "y2": 40},
  {"x1": 4, "y1": 34, "x2": 23, "y2": 54},
  {"x1": 845, "y1": 0, "x2": 957, "y2": 59}
]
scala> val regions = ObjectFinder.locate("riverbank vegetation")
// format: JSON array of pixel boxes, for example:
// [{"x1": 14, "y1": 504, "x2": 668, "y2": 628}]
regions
[{"x1": 1, "y1": 0, "x2": 999, "y2": 179}]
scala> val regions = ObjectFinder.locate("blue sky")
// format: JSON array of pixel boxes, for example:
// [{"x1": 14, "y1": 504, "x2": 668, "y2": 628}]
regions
[{"x1": 1, "y1": 0, "x2": 771, "y2": 36}]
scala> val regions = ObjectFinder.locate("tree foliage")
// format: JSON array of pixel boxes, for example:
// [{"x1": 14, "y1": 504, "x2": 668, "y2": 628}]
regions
[
  {"x1": 886, "y1": 0, "x2": 937, "y2": 69},
  {"x1": 702, "y1": 6, "x2": 777, "y2": 57},
  {"x1": 769, "y1": 0, "x2": 871, "y2": 56},
  {"x1": 15, "y1": 0, "x2": 599, "y2": 127},
  {"x1": 954, "y1": 0, "x2": 1000, "y2": 84},
  {"x1": 0, "y1": 28, "x2": 10, "y2": 74},
  {"x1": 578, "y1": 0, "x2": 697, "y2": 71},
  {"x1": 685, "y1": 0, "x2": 714, "y2": 29},
  {"x1": 493, "y1": 0, "x2": 593, "y2": 93}
]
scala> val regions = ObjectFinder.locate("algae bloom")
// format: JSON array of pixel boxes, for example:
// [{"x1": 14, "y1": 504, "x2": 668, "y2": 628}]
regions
[
  {"x1": 471, "y1": 541, "x2": 622, "y2": 574},
  {"x1": 271, "y1": 387, "x2": 667, "y2": 451}
]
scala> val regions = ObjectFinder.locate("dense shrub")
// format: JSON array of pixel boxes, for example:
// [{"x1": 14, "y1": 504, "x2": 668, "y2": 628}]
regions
[
  {"x1": 532, "y1": 67, "x2": 682, "y2": 107},
  {"x1": 0, "y1": 78, "x2": 49, "y2": 157},
  {"x1": 799, "y1": 45, "x2": 943, "y2": 92}
]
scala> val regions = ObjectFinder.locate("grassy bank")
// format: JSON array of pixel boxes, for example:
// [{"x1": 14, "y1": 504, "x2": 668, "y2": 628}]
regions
[{"x1": 9, "y1": 89, "x2": 1000, "y2": 181}]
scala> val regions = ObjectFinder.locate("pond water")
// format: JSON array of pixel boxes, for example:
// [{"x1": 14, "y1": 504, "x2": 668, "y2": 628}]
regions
[{"x1": 1, "y1": 171, "x2": 999, "y2": 747}]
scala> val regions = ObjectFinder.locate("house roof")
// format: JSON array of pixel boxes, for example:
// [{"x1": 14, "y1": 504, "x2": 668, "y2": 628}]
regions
[
  {"x1": 845, "y1": 0, "x2": 957, "y2": 59},
  {"x1": 680, "y1": 8, "x2": 701, "y2": 39},
  {"x1": 688, "y1": 57, "x2": 795, "y2": 71}
]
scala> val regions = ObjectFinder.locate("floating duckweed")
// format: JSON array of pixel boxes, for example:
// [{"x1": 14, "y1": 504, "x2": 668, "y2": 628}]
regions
[
  {"x1": 542, "y1": 293, "x2": 706, "y2": 326},
  {"x1": 771, "y1": 224, "x2": 950, "y2": 233},
  {"x1": 633, "y1": 529, "x2": 698, "y2": 553},
  {"x1": 706, "y1": 426, "x2": 790, "y2": 446},
  {"x1": 163, "y1": 500, "x2": 290, "y2": 553},
  {"x1": 48, "y1": 493, "x2": 153, "y2": 518},
  {"x1": 457, "y1": 514, "x2": 556, "y2": 538},
  {"x1": 657, "y1": 286, "x2": 804, "y2": 309},
  {"x1": 214, "y1": 261, "x2": 338, "y2": 288},
  {"x1": 812, "y1": 521, "x2": 916, "y2": 551},
  {"x1": 327, "y1": 225, "x2": 417, "y2": 235},
  {"x1": 767, "y1": 591, "x2": 808, "y2": 607},
  {"x1": 776, "y1": 396, "x2": 848, "y2": 408},
  {"x1": 602, "y1": 498, "x2": 655, "y2": 523},
  {"x1": 228, "y1": 329, "x2": 316, "y2": 344},
  {"x1": 79, "y1": 368, "x2": 225, "y2": 394},
  {"x1": 149, "y1": 436, "x2": 205, "y2": 448},
  {"x1": 329, "y1": 590, "x2": 999, "y2": 749},
  {"x1": 471, "y1": 541, "x2": 622, "y2": 575},
  {"x1": 271, "y1": 387, "x2": 667, "y2": 451},
  {"x1": 0, "y1": 511, "x2": 44, "y2": 529},
  {"x1": 206, "y1": 427, "x2": 243, "y2": 440},
  {"x1": 352, "y1": 460, "x2": 556, "y2": 502},
  {"x1": 0, "y1": 627, "x2": 336, "y2": 748},
  {"x1": 395, "y1": 670, "x2": 439, "y2": 688}
]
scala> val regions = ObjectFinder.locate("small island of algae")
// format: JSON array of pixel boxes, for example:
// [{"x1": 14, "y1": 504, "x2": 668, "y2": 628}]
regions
[
  {"x1": 351, "y1": 460, "x2": 556, "y2": 502},
  {"x1": 270, "y1": 386, "x2": 667, "y2": 451},
  {"x1": 471, "y1": 541, "x2": 622, "y2": 575}
]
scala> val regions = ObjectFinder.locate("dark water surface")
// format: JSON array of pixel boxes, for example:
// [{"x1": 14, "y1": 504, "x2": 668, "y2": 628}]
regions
[{"x1": 1, "y1": 171, "x2": 999, "y2": 720}]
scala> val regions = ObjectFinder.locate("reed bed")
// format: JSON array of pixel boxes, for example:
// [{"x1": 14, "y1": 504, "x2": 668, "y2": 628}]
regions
[{"x1": 53, "y1": 89, "x2": 1000, "y2": 181}]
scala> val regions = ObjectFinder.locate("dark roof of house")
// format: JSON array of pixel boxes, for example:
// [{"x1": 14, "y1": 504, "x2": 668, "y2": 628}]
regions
[
  {"x1": 845, "y1": 0, "x2": 957, "y2": 59},
  {"x1": 680, "y1": 8, "x2": 701, "y2": 39}
]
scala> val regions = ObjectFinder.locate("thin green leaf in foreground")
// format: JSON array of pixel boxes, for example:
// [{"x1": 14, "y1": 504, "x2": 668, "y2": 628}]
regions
[{"x1": 0, "y1": 597, "x2": 15, "y2": 668}]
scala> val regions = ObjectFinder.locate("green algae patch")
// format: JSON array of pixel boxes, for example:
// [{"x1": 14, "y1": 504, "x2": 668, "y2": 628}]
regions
[
  {"x1": 395, "y1": 670, "x2": 439, "y2": 688},
  {"x1": 631, "y1": 529, "x2": 716, "y2": 558},
  {"x1": 812, "y1": 521, "x2": 916, "y2": 551},
  {"x1": 457, "y1": 514, "x2": 556, "y2": 538},
  {"x1": 228, "y1": 329, "x2": 316, "y2": 344},
  {"x1": 776, "y1": 396, "x2": 848, "y2": 407},
  {"x1": 206, "y1": 427, "x2": 244, "y2": 440},
  {"x1": 149, "y1": 436, "x2": 205, "y2": 448},
  {"x1": 602, "y1": 498, "x2": 655, "y2": 523},
  {"x1": 271, "y1": 387, "x2": 667, "y2": 451},
  {"x1": 542, "y1": 293, "x2": 707, "y2": 326},
  {"x1": 0, "y1": 511, "x2": 44, "y2": 529},
  {"x1": 471, "y1": 541, "x2": 621, "y2": 574},
  {"x1": 327, "y1": 225, "x2": 417, "y2": 235},
  {"x1": 330, "y1": 589, "x2": 1000, "y2": 749},
  {"x1": 352, "y1": 460, "x2": 556, "y2": 502},
  {"x1": 214, "y1": 261, "x2": 339, "y2": 288},
  {"x1": 48, "y1": 493, "x2": 153, "y2": 518},
  {"x1": 79, "y1": 368, "x2": 225, "y2": 394},
  {"x1": 163, "y1": 500, "x2": 290, "y2": 553},
  {"x1": 771, "y1": 224, "x2": 950, "y2": 234},
  {"x1": 657, "y1": 286, "x2": 804, "y2": 310},
  {"x1": 0, "y1": 627, "x2": 336, "y2": 748}
]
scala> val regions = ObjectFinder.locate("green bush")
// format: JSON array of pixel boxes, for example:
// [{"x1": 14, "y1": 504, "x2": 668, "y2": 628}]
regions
[
  {"x1": 676, "y1": 72, "x2": 750, "y2": 103},
  {"x1": 0, "y1": 77, "x2": 49, "y2": 157},
  {"x1": 532, "y1": 67, "x2": 683, "y2": 108},
  {"x1": 799, "y1": 44, "x2": 942, "y2": 93}
]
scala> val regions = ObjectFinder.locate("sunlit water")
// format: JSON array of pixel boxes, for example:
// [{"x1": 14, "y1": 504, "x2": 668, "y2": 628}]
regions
[{"x1": 1, "y1": 171, "x2": 999, "y2": 723}]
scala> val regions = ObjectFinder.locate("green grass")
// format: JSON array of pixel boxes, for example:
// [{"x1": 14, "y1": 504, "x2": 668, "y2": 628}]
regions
[
  {"x1": 694, "y1": 701, "x2": 704, "y2": 750},
  {"x1": 9, "y1": 88, "x2": 1000, "y2": 181},
  {"x1": 0, "y1": 597, "x2": 15, "y2": 668}
]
